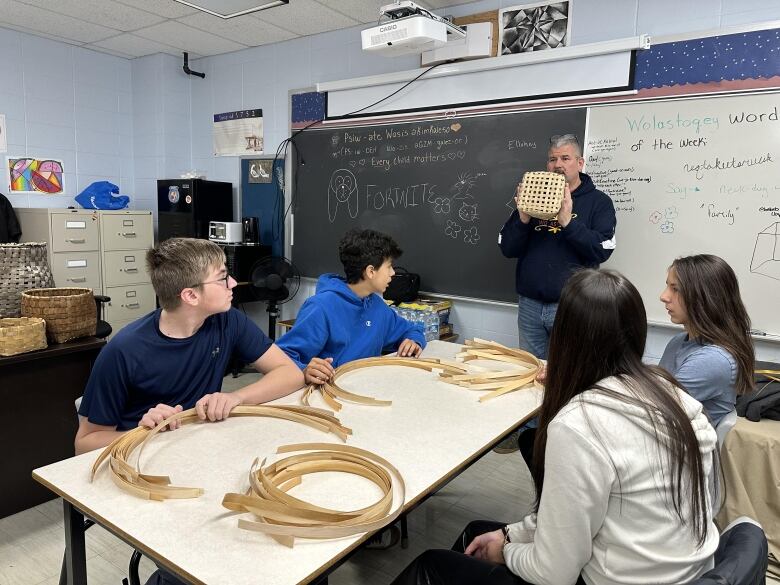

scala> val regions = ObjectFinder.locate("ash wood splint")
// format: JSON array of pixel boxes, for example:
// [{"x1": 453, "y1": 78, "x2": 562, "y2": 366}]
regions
[
  {"x1": 440, "y1": 338, "x2": 543, "y2": 402},
  {"x1": 300, "y1": 356, "x2": 469, "y2": 409},
  {"x1": 222, "y1": 442, "x2": 406, "y2": 547},
  {"x1": 91, "y1": 405, "x2": 352, "y2": 501}
]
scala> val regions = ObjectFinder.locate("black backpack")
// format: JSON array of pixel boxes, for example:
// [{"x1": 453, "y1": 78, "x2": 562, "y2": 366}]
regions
[{"x1": 383, "y1": 267, "x2": 420, "y2": 303}]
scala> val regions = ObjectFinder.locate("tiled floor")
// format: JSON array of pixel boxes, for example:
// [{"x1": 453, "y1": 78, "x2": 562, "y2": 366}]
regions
[{"x1": 2, "y1": 372, "x2": 777, "y2": 585}]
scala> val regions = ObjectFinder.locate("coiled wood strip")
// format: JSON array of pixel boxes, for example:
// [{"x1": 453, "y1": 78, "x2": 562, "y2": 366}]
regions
[
  {"x1": 90, "y1": 405, "x2": 352, "y2": 501},
  {"x1": 222, "y1": 442, "x2": 405, "y2": 547}
]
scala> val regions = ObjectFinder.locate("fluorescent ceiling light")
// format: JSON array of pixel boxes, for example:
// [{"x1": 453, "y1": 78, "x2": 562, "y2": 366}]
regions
[{"x1": 172, "y1": 0, "x2": 289, "y2": 19}]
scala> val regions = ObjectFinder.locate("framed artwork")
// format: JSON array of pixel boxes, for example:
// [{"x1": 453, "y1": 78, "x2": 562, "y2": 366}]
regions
[
  {"x1": 499, "y1": 1, "x2": 571, "y2": 54},
  {"x1": 6, "y1": 156, "x2": 64, "y2": 194},
  {"x1": 247, "y1": 159, "x2": 273, "y2": 183}
]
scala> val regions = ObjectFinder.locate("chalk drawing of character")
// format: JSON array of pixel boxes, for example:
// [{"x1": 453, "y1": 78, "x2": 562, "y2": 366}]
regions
[
  {"x1": 665, "y1": 206, "x2": 679, "y2": 219},
  {"x1": 450, "y1": 172, "x2": 477, "y2": 199},
  {"x1": 463, "y1": 226, "x2": 480, "y2": 244},
  {"x1": 660, "y1": 221, "x2": 675, "y2": 234},
  {"x1": 331, "y1": 134, "x2": 340, "y2": 146},
  {"x1": 649, "y1": 210, "x2": 662, "y2": 224},
  {"x1": 445, "y1": 220, "x2": 461, "y2": 238},
  {"x1": 458, "y1": 202, "x2": 479, "y2": 223},
  {"x1": 328, "y1": 169, "x2": 358, "y2": 222},
  {"x1": 433, "y1": 197, "x2": 451, "y2": 214}
]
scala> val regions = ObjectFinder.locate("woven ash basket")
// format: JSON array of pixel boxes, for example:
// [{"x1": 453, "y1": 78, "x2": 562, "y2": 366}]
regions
[
  {"x1": 0, "y1": 243, "x2": 54, "y2": 318},
  {"x1": 21, "y1": 288, "x2": 96, "y2": 344},
  {"x1": 0, "y1": 317, "x2": 47, "y2": 356},
  {"x1": 518, "y1": 171, "x2": 567, "y2": 220}
]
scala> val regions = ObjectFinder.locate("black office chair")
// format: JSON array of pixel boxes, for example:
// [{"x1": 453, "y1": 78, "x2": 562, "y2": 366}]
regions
[{"x1": 94, "y1": 294, "x2": 112, "y2": 339}]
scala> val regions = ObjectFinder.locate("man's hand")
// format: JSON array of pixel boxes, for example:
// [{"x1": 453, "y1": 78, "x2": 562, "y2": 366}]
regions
[
  {"x1": 397, "y1": 339, "x2": 422, "y2": 358},
  {"x1": 139, "y1": 403, "x2": 183, "y2": 431},
  {"x1": 515, "y1": 185, "x2": 531, "y2": 224},
  {"x1": 304, "y1": 357, "x2": 335, "y2": 385},
  {"x1": 464, "y1": 529, "x2": 506, "y2": 564},
  {"x1": 558, "y1": 183, "x2": 573, "y2": 227},
  {"x1": 196, "y1": 392, "x2": 242, "y2": 422}
]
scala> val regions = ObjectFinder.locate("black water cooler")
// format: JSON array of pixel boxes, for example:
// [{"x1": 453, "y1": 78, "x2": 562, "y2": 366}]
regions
[{"x1": 157, "y1": 179, "x2": 233, "y2": 241}]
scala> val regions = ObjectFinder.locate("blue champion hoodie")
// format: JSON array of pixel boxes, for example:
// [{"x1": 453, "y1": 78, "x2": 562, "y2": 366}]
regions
[
  {"x1": 499, "y1": 172, "x2": 616, "y2": 303},
  {"x1": 276, "y1": 273, "x2": 426, "y2": 369}
]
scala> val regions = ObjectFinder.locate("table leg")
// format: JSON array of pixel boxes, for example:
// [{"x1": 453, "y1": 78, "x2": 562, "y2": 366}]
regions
[{"x1": 63, "y1": 500, "x2": 88, "y2": 585}]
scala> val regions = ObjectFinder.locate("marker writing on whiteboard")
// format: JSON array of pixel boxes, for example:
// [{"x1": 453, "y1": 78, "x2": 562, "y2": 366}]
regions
[{"x1": 749, "y1": 328, "x2": 767, "y2": 336}]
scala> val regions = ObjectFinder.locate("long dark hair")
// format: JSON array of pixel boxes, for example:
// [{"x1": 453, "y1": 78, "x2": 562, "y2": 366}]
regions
[
  {"x1": 532, "y1": 269, "x2": 709, "y2": 547},
  {"x1": 671, "y1": 254, "x2": 754, "y2": 396}
]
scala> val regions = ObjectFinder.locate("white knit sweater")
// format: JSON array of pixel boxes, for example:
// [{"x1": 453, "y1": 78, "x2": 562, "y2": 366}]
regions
[{"x1": 503, "y1": 376, "x2": 719, "y2": 585}]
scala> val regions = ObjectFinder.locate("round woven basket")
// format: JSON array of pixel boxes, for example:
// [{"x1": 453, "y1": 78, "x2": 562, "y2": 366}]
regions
[
  {"x1": 0, "y1": 317, "x2": 47, "y2": 356},
  {"x1": 21, "y1": 288, "x2": 96, "y2": 344},
  {"x1": 0, "y1": 243, "x2": 54, "y2": 318}
]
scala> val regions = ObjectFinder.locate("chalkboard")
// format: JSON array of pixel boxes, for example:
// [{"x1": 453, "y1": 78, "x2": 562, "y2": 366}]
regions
[
  {"x1": 291, "y1": 109, "x2": 587, "y2": 302},
  {"x1": 586, "y1": 91, "x2": 780, "y2": 337}
]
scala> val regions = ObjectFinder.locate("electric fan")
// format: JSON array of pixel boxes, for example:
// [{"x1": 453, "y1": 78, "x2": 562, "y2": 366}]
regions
[{"x1": 249, "y1": 256, "x2": 300, "y2": 339}]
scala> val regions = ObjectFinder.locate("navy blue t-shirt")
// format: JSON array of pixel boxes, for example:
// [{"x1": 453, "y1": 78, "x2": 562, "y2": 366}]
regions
[{"x1": 79, "y1": 308, "x2": 272, "y2": 431}]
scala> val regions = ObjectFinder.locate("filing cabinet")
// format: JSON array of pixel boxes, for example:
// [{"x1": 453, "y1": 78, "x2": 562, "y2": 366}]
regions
[{"x1": 17, "y1": 208, "x2": 155, "y2": 336}]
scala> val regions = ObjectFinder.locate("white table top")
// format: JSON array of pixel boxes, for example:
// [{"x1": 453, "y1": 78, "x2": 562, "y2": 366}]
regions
[{"x1": 33, "y1": 341, "x2": 541, "y2": 585}]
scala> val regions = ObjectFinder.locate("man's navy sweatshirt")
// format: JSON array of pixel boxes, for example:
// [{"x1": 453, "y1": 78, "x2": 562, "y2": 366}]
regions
[{"x1": 499, "y1": 172, "x2": 617, "y2": 303}]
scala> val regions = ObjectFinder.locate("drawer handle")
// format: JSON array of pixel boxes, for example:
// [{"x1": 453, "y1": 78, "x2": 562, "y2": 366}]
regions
[
  {"x1": 125, "y1": 302, "x2": 140, "y2": 309},
  {"x1": 121, "y1": 231, "x2": 137, "y2": 237},
  {"x1": 67, "y1": 277, "x2": 87, "y2": 283},
  {"x1": 66, "y1": 238, "x2": 86, "y2": 244},
  {"x1": 123, "y1": 267, "x2": 139, "y2": 273}
]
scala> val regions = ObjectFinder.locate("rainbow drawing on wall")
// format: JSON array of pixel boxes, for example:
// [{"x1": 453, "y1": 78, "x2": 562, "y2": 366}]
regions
[{"x1": 7, "y1": 157, "x2": 64, "y2": 194}]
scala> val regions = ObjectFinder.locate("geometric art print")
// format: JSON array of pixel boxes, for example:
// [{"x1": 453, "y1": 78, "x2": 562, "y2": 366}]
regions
[
  {"x1": 7, "y1": 157, "x2": 64, "y2": 194},
  {"x1": 499, "y1": 1, "x2": 570, "y2": 54}
]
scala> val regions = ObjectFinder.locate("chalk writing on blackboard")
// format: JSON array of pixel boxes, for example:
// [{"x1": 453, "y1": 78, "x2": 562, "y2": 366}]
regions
[{"x1": 328, "y1": 169, "x2": 358, "y2": 222}]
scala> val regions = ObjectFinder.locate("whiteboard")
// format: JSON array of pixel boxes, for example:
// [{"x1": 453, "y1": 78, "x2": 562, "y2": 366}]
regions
[{"x1": 585, "y1": 92, "x2": 780, "y2": 337}]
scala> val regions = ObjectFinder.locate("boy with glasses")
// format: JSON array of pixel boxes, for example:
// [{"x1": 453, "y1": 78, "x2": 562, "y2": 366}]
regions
[{"x1": 75, "y1": 237, "x2": 304, "y2": 455}]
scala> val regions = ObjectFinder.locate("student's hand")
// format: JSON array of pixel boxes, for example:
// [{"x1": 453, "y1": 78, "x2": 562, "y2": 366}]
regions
[
  {"x1": 515, "y1": 185, "x2": 531, "y2": 224},
  {"x1": 139, "y1": 403, "x2": 183, "y2": 431},
  {"x1": 536, "y1": 363, "x2": 547, "y2": 385},
  {"x1": 464, "y1": 529, "x2": 506, "y2": 564},
  {"x1": 304, "y1": 357, "x2": 335, "y2": 385},
  {"x1": 397, "y1": 339, "x2": 422, "y2": 358},
  {"x1": 558, "y1": 183, "x2": 573, "y2": 227},
  {"x1": 196, "y1": 392, "x2": 242, "y2": 422}
]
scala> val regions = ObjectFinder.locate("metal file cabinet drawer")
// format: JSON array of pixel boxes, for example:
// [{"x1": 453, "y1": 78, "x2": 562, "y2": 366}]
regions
[
  {"x1": 104, "y1": 284, "x2": 155, "y2": 323},
  {"x1": 102, "y1": 250, "x2": 150, "y2": 287},
  {"x1": 101, "y1": 213, "x2": 153, "y2": 251},
  {"x1": 50, "y1": 213, "x2": 99, "y2": 253},
  {"x1": 50, "y1": 251, "x2": 101, "y2": 291}
]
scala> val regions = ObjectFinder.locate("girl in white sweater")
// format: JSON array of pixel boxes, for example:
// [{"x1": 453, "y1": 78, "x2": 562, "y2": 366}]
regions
[{"x1": 391, "y1": 269, "x2": 719, "y2": 585}]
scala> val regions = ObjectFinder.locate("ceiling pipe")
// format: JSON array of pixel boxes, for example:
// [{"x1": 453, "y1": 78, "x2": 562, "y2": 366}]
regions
[{"x1": 182, "y1": 52, "x2": 205, "y2": 78}]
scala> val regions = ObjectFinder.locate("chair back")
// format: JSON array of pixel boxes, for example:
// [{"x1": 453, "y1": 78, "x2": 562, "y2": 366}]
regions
[{"x1": 689, "y1": 518, "x2": 768, "y2": 585}]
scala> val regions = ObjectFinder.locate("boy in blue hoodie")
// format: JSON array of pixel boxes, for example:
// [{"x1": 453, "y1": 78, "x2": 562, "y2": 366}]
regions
[{"x1": 278, "y1": 229, "x2": 426, "y2": 385}]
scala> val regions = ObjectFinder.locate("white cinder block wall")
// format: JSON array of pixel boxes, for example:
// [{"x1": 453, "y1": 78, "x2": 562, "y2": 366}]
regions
[{"x1": 2, "y1": 0, "x2": 780, "y2": 359}]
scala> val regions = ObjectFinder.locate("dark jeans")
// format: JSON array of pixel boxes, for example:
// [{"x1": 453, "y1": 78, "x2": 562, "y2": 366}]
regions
[{"x1": 390, "y1": 520, "x2": 586, "y2": 585}]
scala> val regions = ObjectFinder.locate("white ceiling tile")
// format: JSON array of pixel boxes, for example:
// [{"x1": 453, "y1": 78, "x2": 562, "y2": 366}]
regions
[
  {"x1": 313, "y1": 0, "x2": 388, "y2": 24},
  {"x1": 0, "y1": 22, "x2": 83, "y2": 47},
  {"x1": 18, "y1": 0, "x2": 166, "y2": 31},
  {"x1": 90, "y1": 33, "x2": 195, "y2": 58},
  {"x1": 253, "y1": 0, "x2": 359, "y2": 36},
  {"x1": 113, "y1": 0, "x2": 199, "y2": 18},
  {"x1": 178, "y1": 12, "x2": 297, "y2": 46},
  {"x1": 132, "y1": 20, "x2": 247, "y2": 55},
  {"x1": 0, "y1": 0, "x2": 119, "y2": 42},
  {"x1": 82, "y1": 44, "x2": 136, "y2": 60}
]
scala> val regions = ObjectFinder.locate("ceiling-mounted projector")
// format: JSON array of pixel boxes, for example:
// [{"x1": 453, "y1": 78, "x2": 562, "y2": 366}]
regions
[{"x1": 361, "y1": 1, "x2": 466, "y2": 56}]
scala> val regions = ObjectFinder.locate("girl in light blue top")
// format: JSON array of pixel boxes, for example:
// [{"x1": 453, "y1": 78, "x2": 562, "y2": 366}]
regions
[{"x1": 659, "y1": 254, "x2": 755, "y2": 426}]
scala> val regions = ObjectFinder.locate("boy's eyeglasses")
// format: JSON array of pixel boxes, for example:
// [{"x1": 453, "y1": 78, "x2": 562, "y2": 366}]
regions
[
  {"x1": 550, "y1": 134, "x2": 578, "y2": 143},
  {"x1": 189, "y1": 273, "x2": 232, "y2": 288}
]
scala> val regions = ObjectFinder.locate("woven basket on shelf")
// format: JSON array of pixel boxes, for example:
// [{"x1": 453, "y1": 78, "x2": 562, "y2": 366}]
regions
[
  {"x1": 0, "y1": 243, "x2": 55, "y2": 318},
  {"x1": 0, "y1": 317, "x2": 48, "y2": 356},
  {"x1": 21, "y1": 288, "x2": 96, "y2": 344},
  {"x1": 518, "y1": 171, "x2": 566, "y2": 220}
]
